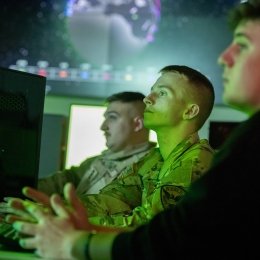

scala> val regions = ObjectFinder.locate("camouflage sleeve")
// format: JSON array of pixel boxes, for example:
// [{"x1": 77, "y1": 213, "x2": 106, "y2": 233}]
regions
[
  {"x1": 37, "y1": 167, "x2": 80, "y2": 196},
  {"x1": 37, "y1": 156, "x2": 98, "y2": 196},
  {"x1": 79, "y1": 193, "x2": 132, "y2": 217},
  {"x1": 129, "y1": 146, "x2": 214, "y2": 227},
  {"x1": 98, "y1": 165, "x2": 143, "y2": 208},
  {"x1": 152, "y1": 148, "x2": 214, "y2": 214},
  {"x1": 75, "y1": 164, "x2": 143, "y2": 225}
]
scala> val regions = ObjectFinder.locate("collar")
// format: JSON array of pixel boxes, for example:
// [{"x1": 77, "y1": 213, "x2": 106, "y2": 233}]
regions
[{"x1": 101, "y1": 141, "x2": 157, "y2": 160}]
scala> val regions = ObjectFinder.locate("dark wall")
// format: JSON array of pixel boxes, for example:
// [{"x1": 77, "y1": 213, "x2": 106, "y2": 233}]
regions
[{"x1": 39, "y1": 114, "x2": 68, "y2": 178}]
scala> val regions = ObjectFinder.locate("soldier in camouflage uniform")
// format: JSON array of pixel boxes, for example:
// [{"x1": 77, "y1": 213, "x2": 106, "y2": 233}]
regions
[
  {"x1": 37, "y1": 91, "x2": 156, "y2": 197},
  {"x1": 83, "y1": 130, "x2": 214, "y2": 227}
]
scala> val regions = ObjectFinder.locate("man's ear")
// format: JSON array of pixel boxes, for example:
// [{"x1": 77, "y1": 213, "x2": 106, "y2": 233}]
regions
[
  {"x1": 133, "y1": 116, "x2": 144, "y2": 131},
  {"x1": 183, "y1": 104, "x2": 200, "y2": 120}
]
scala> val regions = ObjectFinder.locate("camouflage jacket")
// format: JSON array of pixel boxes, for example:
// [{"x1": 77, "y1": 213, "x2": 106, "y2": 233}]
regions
[
  {"x1": 38, "y1": 141, "x2": 156, "y2": 196},
  {"x1": 86, "y1": 133, "x2": 215, "y2": 227}
]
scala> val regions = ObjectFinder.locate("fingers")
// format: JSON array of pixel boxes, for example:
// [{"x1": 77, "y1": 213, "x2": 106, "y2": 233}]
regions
[
  {"x1": 50, "y1": 194, "x2": 70, "y2": 218},
  {"x1": 8, "y1": 198, "x2": 25, "y2": 211},
  {"x1": 22, "y1": 187, "x2": 50, "y2": 207},
  {"x1": 13, "y1": 221, "x2": 37, "y2": 237},
  {"x1": 20, "y1": 238, "x2": 37, "y2": 250},
  {"x1": 0, "y1": 199, "x2": 30, "y2": 221},
  {"x1": 6, "y1": 199, "x2": 48, "y2": 223},
  {"x1": 63, "y1": 183, "x2": 91, "y2": 230},
  {"x1": 3, "y1": 197, "x2": 17, "y2": 203},
  {"x1": 0, "y1": 201, "x2": 13, "y2": 214},
  {"x1": 5, "y1": 213, "x2": 36, "y2": 224},
  {"x1": 22, "y1": 201, "x2": 51, "y2": 220},
  {"x1": 64, "y1": 183, "x2": 87, "y2": 215},
  {"x1": 64, "y1": 182, "x2": 76, "y2": 203},
  {"x1": 1, "y1": 198, "x2": 38, "y2": 223},
  {"x1": 0, "y1": 199, "x2": 23, "y2": 213},
  {"x1": 5, "y1": 214, "x2": 24, "y2": 224}
]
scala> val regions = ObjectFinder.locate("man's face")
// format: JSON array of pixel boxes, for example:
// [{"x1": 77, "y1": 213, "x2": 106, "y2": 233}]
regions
[
  {"x1": 143, "y1": 71, "x2": 188, "y2": 131},
  {"x1": 100, "y1": 101, "x2": 137, "y2": 152},
  {"x1": 218, "y1": 20, "x2": 260, "y2": 114}
]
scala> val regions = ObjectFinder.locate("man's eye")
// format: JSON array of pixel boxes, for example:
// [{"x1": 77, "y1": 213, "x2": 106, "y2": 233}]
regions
[
  {"x1": 107, "y1": 115, "x2": 117, "y2": 120},
  {"x1": 234, "y1": 40, "x2": 248, "y2": 50},
  {"x1": 238, "y1": 43, "x2": 247, "y2": 50},
  {"x1": 159, "y1": 90, "x2": 166, "y2": 96}
]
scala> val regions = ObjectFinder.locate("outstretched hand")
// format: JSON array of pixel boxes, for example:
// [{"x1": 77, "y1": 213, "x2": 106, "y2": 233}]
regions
[
  {"x1": 11, "y1": 183, "x2": 124, "y2": 259},
  {"x1": 3, "y1": 187, "x2": 52, "y2": 224},
  {"x1": 8, "y1": 183, "x2": 93, "y2": 229},
  {"x1": 13, "y1": 190, "x2": 89, "y2": 259},
  {"x1": 11, "y1": 183, "x2": 94, "y2": 259}
]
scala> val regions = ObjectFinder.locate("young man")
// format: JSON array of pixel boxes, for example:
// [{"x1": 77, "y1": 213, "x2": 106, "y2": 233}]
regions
[
  {"x1": 10, "y1": 1, "x2": 260, "y2": 259},
  {"x1": 8, "y1": 65, "x2": 215, "y2": 229}
]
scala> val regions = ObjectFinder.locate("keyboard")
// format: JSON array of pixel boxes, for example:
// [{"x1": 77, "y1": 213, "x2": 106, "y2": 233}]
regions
[{"x1": 0, "y1": 221, "x2": 23, "y2": 250}]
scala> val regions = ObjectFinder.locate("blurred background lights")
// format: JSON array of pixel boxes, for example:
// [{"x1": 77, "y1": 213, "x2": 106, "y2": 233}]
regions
[
  {"x1": 37, "y1": 60, "x2": 49, "y2": 68},
  {"x1": 16, "y1": 59, "x2": 28, "y2": 67},
  {"x1": 10, "y1": 60, "x2": 160, "y2": 84}
]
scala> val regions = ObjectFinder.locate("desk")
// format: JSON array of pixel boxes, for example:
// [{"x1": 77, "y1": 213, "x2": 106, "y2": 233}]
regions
[
  {"x1": 0, "y1": 249, "x2": 41, "y2": 259},
  {"x1": 0, "y1": 244, "x2": 47, "y2": 260}
]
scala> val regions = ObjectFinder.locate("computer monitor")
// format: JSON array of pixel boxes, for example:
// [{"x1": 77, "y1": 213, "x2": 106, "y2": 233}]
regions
[{"x1": 0, "y1": 67, "x2": 46, "y2": 199}]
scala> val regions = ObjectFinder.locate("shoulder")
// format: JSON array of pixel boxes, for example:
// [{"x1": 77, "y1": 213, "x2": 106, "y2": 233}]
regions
[
  {"x1": 78, "y1": 154, "x2": 103, "y2": 167},
  {"x1": 186, "y1": 139, "x2": 215, "y2": 158}
]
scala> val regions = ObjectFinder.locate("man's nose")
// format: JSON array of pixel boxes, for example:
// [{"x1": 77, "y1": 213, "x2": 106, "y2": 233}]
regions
[
  {"x1": 143, "y1": 94, "x2": 154, "y2": 105},
  {"x1": 100, "y1": 120, "x2": 107, "y2": 130},
  {"x1": 217, "y1": 45, "x2": 233, "y2": 67}
]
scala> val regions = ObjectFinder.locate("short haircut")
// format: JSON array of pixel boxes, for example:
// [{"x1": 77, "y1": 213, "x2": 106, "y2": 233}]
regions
[
  {"x1": 159, "y1": 65, "x2": 215, "y2": 130},
  {"x1": 228, "y1": 0, "x2": 260, "y2": 31},
  {"x1": 106, "y1": 91, "x2": 145, "y2": 103}
]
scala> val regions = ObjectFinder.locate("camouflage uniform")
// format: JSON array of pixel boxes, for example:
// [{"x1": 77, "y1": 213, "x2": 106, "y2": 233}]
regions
[
  {"x1": 38, "y1": 141, "x2": 156, "y2": 197},
  {"x1": 86, "y1": 133, "x2": 215, "y2": 227}
]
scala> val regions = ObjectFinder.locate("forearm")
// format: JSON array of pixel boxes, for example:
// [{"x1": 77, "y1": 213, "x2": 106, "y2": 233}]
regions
[
  {"x1": 71, "y1": 231, "x2": 118, "y2": 260},
  {"x1": 89, "y1": 232, "x2": 118, "y2": 260}
]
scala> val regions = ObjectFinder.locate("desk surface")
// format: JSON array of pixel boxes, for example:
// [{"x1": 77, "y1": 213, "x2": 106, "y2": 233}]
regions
[{"x1": 0, "y1": 249, "x2": 41, "y2": 260}]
